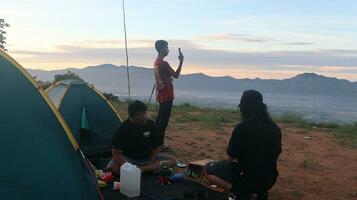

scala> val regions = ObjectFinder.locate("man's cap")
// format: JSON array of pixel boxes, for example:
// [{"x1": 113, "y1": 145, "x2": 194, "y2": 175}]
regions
[
  {"x1": 238, "y1": 89, "x2": 263, "y2": 107},
  {"x1": 128, "y1": 100, "x2": 147, "y2": 117}
]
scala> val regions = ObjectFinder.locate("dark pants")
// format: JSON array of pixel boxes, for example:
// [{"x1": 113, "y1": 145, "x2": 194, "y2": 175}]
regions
[
  {"x1": 156, "y1": 100, "x2": 173, "y2": 144},
  {"x1": 205, "y1": 160, "x2": 237, "y2": 184},
  {"x1": 205, "y1": 160, "x2": 275, "y2": 199}
]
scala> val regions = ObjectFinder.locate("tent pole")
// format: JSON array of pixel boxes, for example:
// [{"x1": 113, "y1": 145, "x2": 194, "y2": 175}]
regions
[{"x1": 122, "y1": 0, "x2": 131, "y2": 100}]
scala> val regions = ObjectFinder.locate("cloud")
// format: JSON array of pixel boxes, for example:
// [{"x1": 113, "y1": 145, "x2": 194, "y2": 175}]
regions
[
  {"x1": 182, "y1": 48, "x2": 357, "y2": 67},
  {"x1": 322, "y1": 49, "x2": 357, "y2": 56},
  {"x1": 195, "y1": 33, "x2": 315, "y2": 46},
  {"x1": 11, "y1": 40, "x2": 357, "y2": 67},
  {"x1": 72, "y1": 39, "x2": 201, "y2": 49},
  {"x1": 10, "y1": 39, "x2": 202, "y2": 67},
  {"x1": 195, "y1": 33, "x2": 279, "y2": 43},
  {"x1": 317, "y1": 19, "x2": 357, "y2": 25},
  {"x1": 318, "y1": 66, "x2": 357, "y2": 73},
  {"x1": 9, "y1": 39, "x2": 357, "y2": 81},
  {"x1": 210, "y1": 17, "x2": 255, "y2": 25},
  {"x1": 282, "y1": 42, "x2": 315, "y2": 46}
]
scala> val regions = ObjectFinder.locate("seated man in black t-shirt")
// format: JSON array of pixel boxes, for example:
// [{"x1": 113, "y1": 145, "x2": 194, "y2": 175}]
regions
[
  {"x1": 106, "y1": 100, "x2": 176, "y2": 175},
  {"x1": 204, "y1": 90, "x2": 282, "y2": 199}
]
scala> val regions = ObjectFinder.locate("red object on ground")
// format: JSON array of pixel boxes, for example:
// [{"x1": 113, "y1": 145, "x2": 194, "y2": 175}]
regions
[
  {"x1": 101, "y1": 172, "x2": 114, "y2": 183},
  {"x1": 113, "y1": 181, "x2": 121, "y2": 190},
  {"x1": 157, "y1": 176, "x2": 171, "y2": 186}
]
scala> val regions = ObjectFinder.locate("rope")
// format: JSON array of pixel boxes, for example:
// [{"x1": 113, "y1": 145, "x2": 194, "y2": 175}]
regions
[
  {"x1": 148, "y1": 84, "x2": 159, "y2": 121},
  {"x1": 148, "y1": 84, "x2": 156, "y2": 106},
  {"x1": 148, "y1": 84, "x2": 158, "y2": 120},
  {"x1": 122, "y1": 0, "x2": 131, "y2": 100}
]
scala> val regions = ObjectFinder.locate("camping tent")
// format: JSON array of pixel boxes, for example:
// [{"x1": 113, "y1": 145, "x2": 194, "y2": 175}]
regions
[
  {"x1": 0, "y1": 51, "x2": 102, "y2": 199},
  {"x1": 46, "y1": 79, "x2": 122, "y2": 158}
]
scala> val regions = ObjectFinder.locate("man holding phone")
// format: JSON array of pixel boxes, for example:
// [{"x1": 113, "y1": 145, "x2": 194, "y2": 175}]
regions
[{"x1": 154, "y1": 40, "x2": 184, "y2": 147}]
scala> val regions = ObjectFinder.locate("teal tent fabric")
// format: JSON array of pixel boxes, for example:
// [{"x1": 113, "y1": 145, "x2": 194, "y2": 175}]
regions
[
  {"x1": 0, "y1": 51, "x2": 101, "y2": 200},
  {"x1": 81, "y1": 106, "x2": 90, "y2": 130},
  {"x1": 47, "y1": 80, "x2": 122, "y2": 157}
]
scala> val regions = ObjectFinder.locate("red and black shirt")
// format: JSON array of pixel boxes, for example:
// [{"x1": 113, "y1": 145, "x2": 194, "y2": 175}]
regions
[{"x1": 154, "y1": 57, "x2": 176, "y2": 103}]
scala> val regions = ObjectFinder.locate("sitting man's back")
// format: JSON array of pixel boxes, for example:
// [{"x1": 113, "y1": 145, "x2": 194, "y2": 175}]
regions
[
  {"x1": 227, "y1": 115, "x2": 281, "y2": 192},
  {"x1": 205, "y1": 90, "x2": 281, "y2": 199}
]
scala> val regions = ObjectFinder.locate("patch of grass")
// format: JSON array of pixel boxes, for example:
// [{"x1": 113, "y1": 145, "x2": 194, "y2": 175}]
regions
[
  {"x1": 194, "y1": 136, "x2": 207, "y2": 141},
  {"x1": 331, "y1": 123, "x2": 357, "y2": 148},
  {"x1": 174, "y1": 102, "x2": 200, "y2": 112},
  {"x1": 274, "y1": 112, "x2": 342, "y2": 129},
  {"x1": 216, "y1": 129, "x2": 227, "y2": 135},
  {"x1": 275, "y1": 112, "x2": 357, "y2": 147},
  {"x1": 111, "y1": 100, "x2": 356, "y2": 147},
  {"x1": 299, "y1": 155, "x2": 322, "y2": 170},
  {"x1": 214, "y1": 136, "x2": 225, "y2": 141},
  {"x1": 110, "y1": 100, "x2": 129, "y2": 119},
  {"x1": 333, "y1": 122, "x2": 357, "y2": 134},
  {"x1": 188, "y1": 112, "x2": 227, "y2": 125},
  {"x1": 199, "y1": 152, "x2": 207, "y2": 157},
  {"x1": 274, "y1": 112, "x2": 311, "y2": 128},
  {"x1": 173, "y1": 105, "x2": 240, "y2": 133},
  {"x1": 198, "y1": 111, "x2": 238, "y2": 124}
]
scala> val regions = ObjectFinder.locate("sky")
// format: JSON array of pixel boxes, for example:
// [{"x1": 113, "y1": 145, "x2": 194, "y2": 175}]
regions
[{"x1": 2, "y1": 0, "x2": 357, "y2": 81}]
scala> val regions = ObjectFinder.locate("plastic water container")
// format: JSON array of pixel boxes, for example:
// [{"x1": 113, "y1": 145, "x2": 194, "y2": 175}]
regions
[{"x1": 120, "y1": 162, "x2": 141, "y2": 197}]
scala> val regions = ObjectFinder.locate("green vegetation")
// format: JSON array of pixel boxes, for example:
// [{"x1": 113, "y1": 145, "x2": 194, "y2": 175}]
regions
[
  {"x1": 110, "y1": 100, "x2": 356, "y2": 147},
  {"x1": 33, "y1": 76, "x2": 52, "y2": 90},
  {"x1": 173, "y1": 103, "x2": 239, "y2": 123},
  {"x1": 35, "y1": 71, "x2": 84, "y2": 90},
  {"x1": 273, "y1": 112, "x2": 357, "y2": 147},
  {"x1": 0, "y1": 18, "x2": 10, "y2": 51},
  {"x1": 103, "y1": 93, "x2": 119, "y2": 102},
  {"x1": 54, "y1": 71, "x2": 83, "y2": 83},
  {"x1": 274, "y1": 112, "x2": 337, "y2": 129},
  {"x1": 331, "y1": 123, "x2": 357, "y2": 148},
  {"x1": 273, "y1": 112, "x2": 307, "y2": 127},
  {"x1": 300, "y1": 156, "x2": 322, "y2": 170},
  {"x1": 171, "y1": 103, "x2": 239, "y2": 133}
]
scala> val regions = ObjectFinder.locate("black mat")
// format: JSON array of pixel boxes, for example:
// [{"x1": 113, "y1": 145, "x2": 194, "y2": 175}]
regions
[{"x1": 101, "y1": 173, "x2": 227, "y2": 200}]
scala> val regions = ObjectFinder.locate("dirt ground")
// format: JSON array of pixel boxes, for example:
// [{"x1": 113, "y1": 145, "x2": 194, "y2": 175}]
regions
[{"x1": 164, "y1": 122, "x2": 357, "y2": 200}]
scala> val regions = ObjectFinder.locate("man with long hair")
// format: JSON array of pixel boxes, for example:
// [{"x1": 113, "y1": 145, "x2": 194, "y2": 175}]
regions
[{"x1": 204, "y1": 90, "x2": 282, "y2": 200}]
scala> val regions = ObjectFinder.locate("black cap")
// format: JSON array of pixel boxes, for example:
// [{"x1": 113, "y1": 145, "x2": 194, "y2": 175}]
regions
[
  {"x1": 128, "y1": 100, "x2": 147, "y2": 117},
  {"x1": 238, "y1": 90, "x2": 263, "y2": 107}
]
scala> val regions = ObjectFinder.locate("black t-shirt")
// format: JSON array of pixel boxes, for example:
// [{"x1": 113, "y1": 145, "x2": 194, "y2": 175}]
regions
[
  {"x1": 112, "y1": 119, "x2": 161, "y2": 159},
  {"x1": 227, "y1": 118, "x2": 282, "y2": 183}
]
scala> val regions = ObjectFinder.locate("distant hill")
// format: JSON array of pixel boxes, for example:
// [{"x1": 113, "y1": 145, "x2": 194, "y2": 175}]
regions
[
  {"x1": 28, "y1": 64, "x2": 357, "y2": 98},
  {"x1": 28, "y1": 64, "x2": 357, "y2": 123}
]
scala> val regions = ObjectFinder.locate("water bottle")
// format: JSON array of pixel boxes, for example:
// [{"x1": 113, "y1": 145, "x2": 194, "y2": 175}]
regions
[{"x1": 120, "y1": 162, "x2": 141, "y2": 197}]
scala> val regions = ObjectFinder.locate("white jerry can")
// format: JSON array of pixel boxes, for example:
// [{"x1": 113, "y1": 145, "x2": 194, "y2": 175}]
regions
[{"x1": 120, "y1": 162, "x2": 141, "y2": 198}]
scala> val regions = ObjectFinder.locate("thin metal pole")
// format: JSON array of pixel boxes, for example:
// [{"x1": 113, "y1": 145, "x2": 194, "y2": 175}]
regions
[{"x1": 122, "y1": 0, "x2": 131, "y2": 100}]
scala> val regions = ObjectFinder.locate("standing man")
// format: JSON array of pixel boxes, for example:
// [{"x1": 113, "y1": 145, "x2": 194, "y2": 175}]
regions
[{"x1": 154, "y1": 40, "x2": 184, "y2": 146}]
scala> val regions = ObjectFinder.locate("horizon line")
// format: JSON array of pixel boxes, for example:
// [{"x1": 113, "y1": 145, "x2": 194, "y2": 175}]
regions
[{"x1": 26, "y1": 64, "x2": 357, "y2": 83}]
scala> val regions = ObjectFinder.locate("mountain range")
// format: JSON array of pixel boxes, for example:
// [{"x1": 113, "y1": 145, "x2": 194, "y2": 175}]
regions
[
  {"x1": 27, "y1": 64, "x2": 357, "y2": 123},
  {"x1": 28, "y1": 64, "x2": 357, "y2": 98}
]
